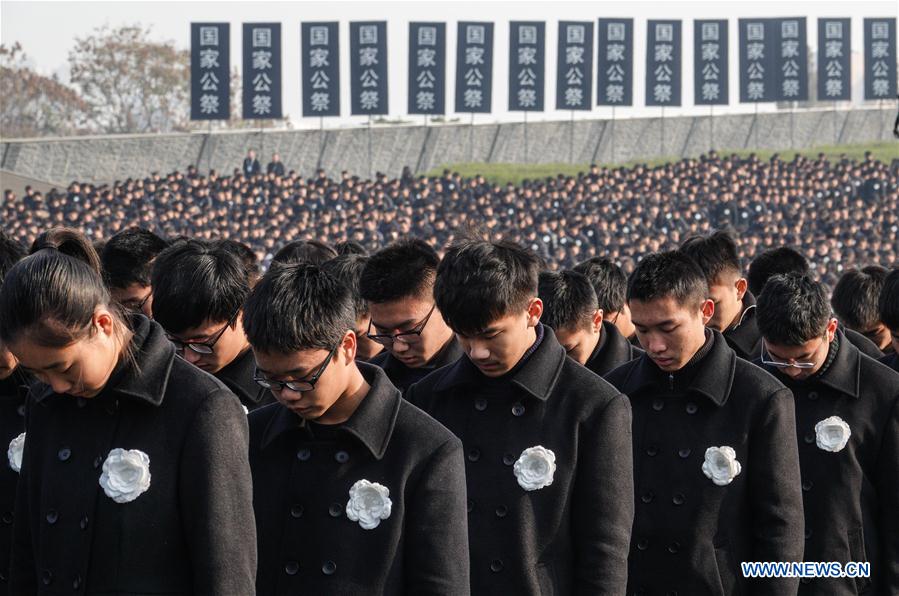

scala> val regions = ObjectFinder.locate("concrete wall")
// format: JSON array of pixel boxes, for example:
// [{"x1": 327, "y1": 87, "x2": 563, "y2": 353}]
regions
[{"x1": 1, "y1": 106, "x2": 894, "y2": 186}]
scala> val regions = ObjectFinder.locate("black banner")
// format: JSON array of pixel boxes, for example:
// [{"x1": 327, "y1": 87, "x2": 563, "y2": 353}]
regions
[
  {"x1": 350, "y1": 21, "x2": 388, "y2": 115},
  {"x1": 739, "y1": 19, "x2": 776, "y2": 103},
  {"x1": 242, "y1": 23, "x2": 282, "y2": 119},
  {"x1": 408, "y1": 22, "x2": 446, "y2": 115},
  {"x1": 556, "y1": 21, "x2": 593, "y2": 110},
  {"x1": 817, "y1": 19, "x2": 850, "y2": 101},
  {"x1": 508, "y1": 21, "x2": 545, "y2": 111},
  {"x1": 645, "y1": 20, "x2": 681, "y2": 106},
  {"x1": 772, "y1": 18, "x2": 808, "y2": 102},
  {"x1": 694, "y1": 20, "x2": 728, "y2": 105},
  {"x1": 864, "y1": 18, "x2": 897, "y2": 100},
  {"x1": 596, "y1": 19, "x2": 633, "y2": 106},
  {"x1": 455, "y1": 22, "x2": 494, "y2": 113},
  {"x1": 301, "y1": 22, "x2": 340, "y2": 117},
  {"x1": 190, "y1": 23, "x2": 229, "y2": 120}
]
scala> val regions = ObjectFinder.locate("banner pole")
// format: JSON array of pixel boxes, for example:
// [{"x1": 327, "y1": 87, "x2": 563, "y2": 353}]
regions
[
  {"x1": 524, "y1": 111, "x2": 529, "y2": 164},
  {"x1": 660, "y1": 106, "x2": 665, "y2": 158},
  {"x1": 318, "y1": 117, "x2": 324, "y2": 170},
  {"x1": 469, "y1": 113, "x2": 474, "y2": 163},
  {"x1": 570, "y1": 110, "x2": 575, "y2": 163},
  {"x1": 709, "y1": 104, "x2": 714, "y2": 151},
  {"x1": 833, "y1": 100, "x2": 838, "y2": 145},
  {"x1": 367, "y1": 115, "x2": 373, "y2": 180},
  {"x1": 611, "y1": 106, "x2": 616, "y2": 164}
]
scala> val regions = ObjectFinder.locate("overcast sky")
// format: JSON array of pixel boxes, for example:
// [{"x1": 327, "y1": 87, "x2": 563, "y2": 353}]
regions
[{"x1": 2, "y1": 0, "x2": 896, "y2": 129}]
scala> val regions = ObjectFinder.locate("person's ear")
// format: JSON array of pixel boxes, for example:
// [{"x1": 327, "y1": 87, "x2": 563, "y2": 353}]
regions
[
  {"x1": 93, "y1": 308, "x2": 116, "y2": 339},
  {"x1": 341, "y1": 329, "x2": 358, "y2": 363},
  {"x1": 735, "y1": 277, "x2": 748, "y2": 301},
  {"x1": 527, "y1": 298, "x2": 543, "y2": 327},
  {"x1": 591, "y1": 309, "x2": 604, "y2": 333},
  {"x1": 825, "y1": 317, "x2": 839, "y2": 342},
  {"x1": 700, "y1": 299, "x2": 715, "y2": 325}
]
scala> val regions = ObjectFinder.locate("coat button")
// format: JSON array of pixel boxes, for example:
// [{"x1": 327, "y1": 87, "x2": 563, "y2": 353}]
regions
[
  {"x1": 474, "y1": 398, "x2": 488, "y2": 411},
  {"x1": 636, "y1": 539, "x2": 650, "y2": 551},
  {"x1": 80, "y1": 515, "x2": 89, "y2": 530},
  {"x1": 41, "y1": 569, "x2": 53, "y2": 585},
  {"x1": 678, "y1": 448, "x2": 691, "y2": 458},
  {"x1": 58, "y1": 447, "x2": 71, "y2": 462},
  {"x1": 16, "y1": 404, "x2": 25, "y2": 417},
  {"x1": 46, "y1": 510, "x2": 59, "y2": 525},
  {"x1": 490, "y1": 559, "x2": 504, "y2": 573},
  {"x1": 667, "y1": 541, "x2": 680, "y2": 554},
  {"x1": 467, "y1": 499, "x2": 474, "y2": 513},
  {"x1": 495, "y1": 505, "x2": 508, "y2": 518},
  {"x1": 1, "y1": 511, "x2": 12, "y2": 525},
  {"x1": 328, "y1": 503, "x2": 343, "y2": 518},
  {"x1": 685, "y1": 402, "x2": 698, "y2": 414},
  {"x1": 672, "y1": 493, "x2": 685, "y2": 505},
  {"x1": 290, "y1": 504, "x2": 304, "y2": 518},
  {"x1": 335, "y1": 450, "x2": 349, "y2": 463},
  {"x1": 502, "y1": 453, "x2": 516, "y2": 466},
  {"x1": 322, "y1": 561, "x2": 337, "y2": 575},
  {"x1": 800, "y1": 578, "x2": 811, "y2": 584},
  {"x1": 284, "y1": 561, "x2": 299, "y2": 575},
  {"x1": 73, "y1": 575, "x2": 82, "y2": 590},
  {"x1": 646, "y1": 444, "x2": 659, "y2": 457},
  {"x1": 511, "y1": 403, "x2": 525, "y2": 417},
  {"x1": 297, "y1": 448, "x2": 312, "y2": 461},
  {"x1": 76, "y1": 398, "x2": 87, "y2": 408},
  {"x1": 801, "y1": 480, "x2": 813, "y2": 492},
  {"x1": 652, "y1": 399, "x2": 664, "y2": 411},
  {"x1": 804, "y1": 432, "x2": 815, "y2": 444},
  {"x1": 805, "y1": 528, "x2": 813, "y2": 540},
  {"x1": 807, "y1": 391, "x2": 818, "y2": 401},
  {"x1": 467, "y1": 448, "x2": 481, "y2": 462},
  {"x1": 641, "y1": 491, "x2": 654, "y2": 504},
  {"x1": 93, "y1": 455, "x2": 103, "y2": 469},
  {"x1": 667, "y1": 591, "x2": 679, "y2": 596}
]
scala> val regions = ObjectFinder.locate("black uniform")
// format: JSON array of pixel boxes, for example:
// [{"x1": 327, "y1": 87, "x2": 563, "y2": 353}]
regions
[
  {"x1": 723, "y1": 292, "x2": 763, "y2": 361},
  {"x1": 9, "y1": 315, "x2": 256, "y2": 594},
  {"x1": 880, "y1": 351, "x2": 899, "y2": 373},
  {"x1": 758, "y1": 332, "x2": 899, "y2": 595},
  {"x1": 249, "y1": 363, "x2": 470, "y2": 595},
  {"x1": 407, "y1": 325, "x2": 634, "y2": 595},
  {"x1": 584, "y1": 320, "x2": 643, "y2": 377},
  {"x1": 0, "y1": 370, "x2": 28, "y2": 593},
  {"x1": 844, "y1": 327, "x2": 884, "y2": 359},
  {"x1": 216, "y1": 347, "x2": 275, "y2": 412},
  {"x1": 369, "y1": 336, "x2": 464, "y2": 393},
  {"x1": 606, "y1": 330, "x2": 804, "y2": 596}
]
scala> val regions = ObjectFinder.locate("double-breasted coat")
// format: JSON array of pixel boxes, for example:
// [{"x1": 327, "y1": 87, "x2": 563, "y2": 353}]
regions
[
  {"x1": 584, "y1": 320, "x2": 644, "y2": 377},
  {"x1": 10, "y1": 314, "x2": 257, "y2": 595},
  {"x1": 722, "y1": 293, "x2": 763, "y2": 361},
  {"x1": 370, "y1": 336, "x2": 464, "y2": 393},
  {"x1": 0, "y1": 370, "x2": 28, "y2": 592},
  {"x1": 216, "y1": 347, "x2": 275, "y2": 412},
  {"x1": 248, "y1": 362, "x2": 470, "y2": 595},
  {"x1": 605, "y1": 330, "x2": 805, "y2": 596},
  {"x1": 758, "y1": 332, "x2": 899, "y2": 595},
  {"x1": 406, "y1": 325, "x2": 634, "y2": 595}
]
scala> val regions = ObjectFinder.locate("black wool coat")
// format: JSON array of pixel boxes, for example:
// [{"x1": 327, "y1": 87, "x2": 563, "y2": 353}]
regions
[
  {"x1": 0, "y1": 370, "x2": 28, "y2": 593},
  {"x1": 843, "y1": 327, "x2": 884, "y2": 359},
  {"x1": 723, "y1": 293, "x2": 763, "y2": 361},
  {"x1": 406, "y1": 325, "x2": 634, "y2": 596},
  {"x1": 584, "y1": 320, "x2": 644, "y2": 377},
  {"x1": 605, "y1": 331, "x2": 805, "y2": 596},
  {"x1": 369, "y1": 336, "x2": 464, "y2": 393},
  {"x1": 879, "y1": 351, "x2": 898, "y2": 373},
  {"x1": 10, "y1": 314, "x2": 257, "y2": 595},
  {"x1": 758, "y1": 333, "x2": 899, "y2": 596},
  {"x1": 249, "y1": 362, "x2": 470, "y2": 595},
  {"x1": 216, "y1": 347, "x2": 275, "y2": 412}
]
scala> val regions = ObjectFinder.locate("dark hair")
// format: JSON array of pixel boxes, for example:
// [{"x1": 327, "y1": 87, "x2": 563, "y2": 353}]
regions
[
  {"x1": 879, "y1": 268, "x2": 899, "y2": 331},
  {"x1": 0, "y1": 231, "x2": 26, "y2": 282},
  {"x1": 572, "y1": 256, "x2": 627, "y2": 313},
  {"x1": 678, "y1": 230, "x2": 741, "y2": 283},
  {"x1": 100, "y1": 227, "x2": 168, "y2": 289},
  {"x1": 627, "y1": 251, "x2": 709, "y2": 308},
  {"x1": 747, "y1": 246, "x2": 809, "y2": 296},
  {"x1": 321, "y1": 254, "x2": 370, "y2": 320},
  {"x1": 360, "y1": 238, "x2": 439, "y2": 304},
  {"x1": 243, "y1": 263, "x2": 355, "y2": 353},
  {"x1": 335, "y1": 240, "x2": 368, "y2": 256},
  {"x1": 538, "y1": 270, "x2": 597, "y2": 332},
  {"x1": 434, "y1": 239, "x2": 540, "y2": 336},
  {"x1": 831, "y1": 266, "x2": 888, "y2": 331},
  {"x1": 150, "y1": 239, "x2": 250, "y2": 333},
  {"x1": 272, "y1": 240, "x2": 338, "y2": 266},
  {"x1": 218, "y1": 239, "x2": 261, "y2": 286},
  {"x1": 757, "y1": 273, "x2": 831, "y2": 345},
  {"x1": 30, "y1": 228, "x2": 102, "y2": 276}
]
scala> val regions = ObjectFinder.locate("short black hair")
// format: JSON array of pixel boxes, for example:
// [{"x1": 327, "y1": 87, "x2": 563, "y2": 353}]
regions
[
  {"x1": 627, "y1": 251, "x2": 709, "y2": 308},
  {"x1": 678, "y1": 230, "x2": 742, "y2": 283},
  {"x1": 879, "y1": 268, "x2": 899, "y2": 331},
  {"x1": 831, "y1": 266, "x2": 888, "y2": 331},
  {"x1": 243, "y1": 263, "x2": 355, "y2": 353},
  {"x1": 360, "y1": 238, "x2": 439, "y2": 304},
  {"x1": 434, "y1": 239, "x2": 540, "y2": 336},
  {"x1": 151, "y1": 239, "x2": 250, "y2": 333},
  {"x1": 335, "y1": 240, "x2": 368, "y2": 256},
  {"x1": 0, "y1": 231, "x2": 26, "y2": 282},
  {"x1": 101, "y1": 227, "x2": 169, "y2": 289},
  {"x1": 757, "y1": 273, "x2": 831, "y2": 345},
  {"x1": 747, "y1": 247, "x2": 809, "y2": 296},
  {"x1": 538, "y1": 270, "x2": 597, "y2": 332},
  {"x1": 572, "y1": 256, "x2": 627, "y2": 313},
  {"x1": 321, "y1": 254, "x2": 370, "y2": 320},
  {"x1": 218, "y1": 239, "x2": 261, "y2": 286},
  {"x1": 272, "y1": 240, "x2": 338, "y2": 266}
]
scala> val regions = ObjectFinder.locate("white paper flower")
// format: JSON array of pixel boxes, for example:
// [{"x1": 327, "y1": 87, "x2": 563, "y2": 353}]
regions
[
  {"x1": 346, "y1": 479, "x2": 392, "y2": 530},
  {"x1": 513, "y1": 446, "x2": 557, "y2": 491},
  {"x1": 99, "y1": 448, "x2": 151, "y2": 503},
  {"x1": 815, "y1": 416, "x2": 851, "y2": 453},
  {"x1": 702, "y1": 446, "x2": 742, "y2": 486},
  {"x1": 7, "y1": 432, "x2": 25, "y2": 473}
]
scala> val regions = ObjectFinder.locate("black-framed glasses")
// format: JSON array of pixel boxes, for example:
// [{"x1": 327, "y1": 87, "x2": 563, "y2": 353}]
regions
[
  {"x1": 121, "y1": 291, "x2": 152, "y2": 313},
  {"x1": 366, "y1": 304, "x2": 436, "y2": 346},
  {"x1": 760, "y1": 342, "x2": 818, "y2": 370},
  {"x1": 253, "y1": 344, "x2": 339, "y2": 392},
  {"x1": 168, "y1": 310, "x2": 239, "y2": 355}
]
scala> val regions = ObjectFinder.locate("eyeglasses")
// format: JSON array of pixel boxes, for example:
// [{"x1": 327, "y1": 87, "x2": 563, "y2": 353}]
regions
[
  {"x1": 121, "y1": 291, "x2": 152, "y2": 313},
  {"x1": 760, "y1": 342, "x2": 818, "y2": 369},
  {"x1": 366, "y1": 304, "x2": 436, "y2": 346},
  {"x1": 253, "y1": 344, "x2": 339, "y2": 392},
  {"x1": 168, "y1": 310, "x2": 239, "y2": 355}
]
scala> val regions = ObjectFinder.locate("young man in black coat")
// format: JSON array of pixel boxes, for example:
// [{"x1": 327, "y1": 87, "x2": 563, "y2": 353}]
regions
[
  {"x1": 605, "y1": 251, "x2": 804, "y2": 596},
  {"x1": 359, "y1": 239, "x2": 463, "y2": 392},
  {"x1": 406, "y1": 240, "x2": 634, "y2": 595},
  {"x1": 99, "y1": 227, "x2": 169, "y2": 317},
  {"x1": 832, "y1": 266, "x2": 893, "y2": 354},
  {"x1": 878, "y1": 268, "x2": 899, "y2": 372},
  {"x1": 538, "y1": 269, "x2": 642, "y2": 376},
  {"x1": 573, "y1": 256, "x2": 638, "y2": 343},
  {"x1": 244, "y1": 263, "x2": 470, "y2": 595},
  {"x1": 756, "y1": 273, "x2": 899, "y2": 595},
  {"x1": 151, "y1": 239, "x2": 273, "y2": 411}
]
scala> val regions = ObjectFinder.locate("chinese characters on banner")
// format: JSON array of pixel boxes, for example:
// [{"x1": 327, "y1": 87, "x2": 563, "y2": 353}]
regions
[
  {"x1": 864, "y1": 18, "x2": 897, "y2": 100},
  {"x1": 190, "y1": 23, "x2": 229, "y2": 120},
  {"x1": 301, "y1": 22, "x2": 340, "y2": 117},
  {"x1": 556, "y1": 21, "x2": 594, "y2": 110},
  {"x1": 242, "y1": 23, "x2": 282, "y2": 119},
  {"x1": 739, "y1": 19, "x2": 776, "y2": 103},
  {"x1": 645, "y1": 20, "x2": 682, "y2": 106},
  {"x1": 694, "y1": 20, "x2": 728, "y2": 105},
  {"x1": 508, "y1": 22, "x2": 545, "y2": 111},
  {"x1": 597, "y1": 19, "x2": 634, "y2": 106},
  {"x1": 774, "y1": 18, "x2": 808, "y2": 102},
  {"x1": 455, "y1": 22, "x2": 494, "y2": 113},
  {"x1": 350, "y1": 22, "x2": 389, "y2": 115},
  {"x1": 408, "y1": 22, "x2": 446, "y2": 115},
  {"x1": 817, "y1": 19, "x2": 850, "y2": 101}
]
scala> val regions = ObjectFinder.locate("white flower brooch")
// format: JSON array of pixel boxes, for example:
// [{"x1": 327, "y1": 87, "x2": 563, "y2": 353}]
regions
[
  {"x1": 513, "y1": 446, "x2": 556, "y2": 491},
  {"x1": 702, "y1": 446, "x2": 742, "y2": 486},
  {"x1": 346, "y1": 479, "x2": 393, "y2": 530},
  {"x1": 7, "y1": 432, "x2": 25, "y2": 473},
  {"x1": 99, "y1": 448, "x2": 152, "y2": 503},
  {"x1": 814, "y1": 416, "x2": 851, "y2": 453}
]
